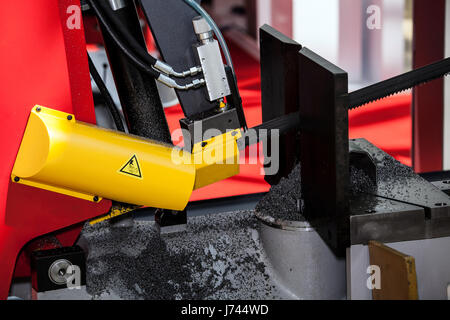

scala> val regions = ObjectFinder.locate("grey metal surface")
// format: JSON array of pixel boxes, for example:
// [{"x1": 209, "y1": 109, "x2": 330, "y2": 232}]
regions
[
  {"x1": 259, "y1": 221, "x2": 346, "y2": 299},
  {"x1": 185, "y1": 194, "x2": 263, "y2": 218},
  {"x1": 353, "y1": 139, "x2": 450, "y2": 219},
  {"x1": 192, "y1": 15, "x2": 210, "y2": 34},
  {"x1": 108, "y1": 0, "x2": 127, "y2": 11},
  {"x1": 37, "y1": 286, "x2": 96, "y2": 300},
  {"x1": 195, "y1": 40, "x2": 231, "y2": 101},
  {"x1": 347, "y1": 139, "x2": 450, "y2": 244},
  {"x1": 8, "y1": 278, "x2": 32, "y2": 300},
  {"x1": 48, "y1": 259, "x2": 73, "y2": 286},
  {"x1": 346, "y1": 244, "x2": 371, "y2": 300},
  {"x1": 349, "y1": 195, "x2": 426, "y2": 245},
  {"x1": 131, "y1": 193, "x2": 264, "y2": 221},
  {"x1": 192, "y1": 16, "x2": 213, "y2": 40},
  {"x1": 155, "y1": 81, "x2": 179, "y2": 108},
  {"x1": 348, "y1": 236, "x2": 450, "y2": 300},
  {"x1": 431, "y1": 180, "x2": 450, "y2": 195}
]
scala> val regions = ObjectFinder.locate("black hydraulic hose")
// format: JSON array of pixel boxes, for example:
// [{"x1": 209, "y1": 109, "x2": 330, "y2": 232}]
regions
[
  {"x1": 87, "y1": 0, "x2": 161, "y2": 79},
  {"x1": 87, "y1": 52, "x2": 126, "y2": 132},
  {"x1": 95, "y1": 0, "x2": 158, "y2": 68}
]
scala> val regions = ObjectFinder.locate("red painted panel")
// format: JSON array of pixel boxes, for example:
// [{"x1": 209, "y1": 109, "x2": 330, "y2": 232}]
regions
[
  {"x1": 412, "y1": 0, "x2": 445, "y2": 172},
  {"x1": 0, "y1": 0, "x2": 110, "y2": 299}
]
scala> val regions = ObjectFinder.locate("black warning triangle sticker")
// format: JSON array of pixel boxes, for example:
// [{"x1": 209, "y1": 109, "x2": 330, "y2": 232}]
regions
[{"x1": 119, "y1": 155, "x2": 143, "y2": 179}]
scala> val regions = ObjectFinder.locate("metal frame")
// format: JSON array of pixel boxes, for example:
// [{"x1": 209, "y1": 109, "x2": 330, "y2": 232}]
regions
[{"x1": 260, "y1": 24, "x2": 302, "y2": 185}]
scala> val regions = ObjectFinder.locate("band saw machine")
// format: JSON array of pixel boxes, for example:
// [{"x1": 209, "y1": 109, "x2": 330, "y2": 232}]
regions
[{"x1": 1, "y1": 0, "x2": 450, "y2": 299}]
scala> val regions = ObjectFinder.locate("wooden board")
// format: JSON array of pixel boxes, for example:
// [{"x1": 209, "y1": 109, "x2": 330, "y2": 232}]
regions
[{"x1": 368, "y1": 241, "x2": 418, "y2": 300}]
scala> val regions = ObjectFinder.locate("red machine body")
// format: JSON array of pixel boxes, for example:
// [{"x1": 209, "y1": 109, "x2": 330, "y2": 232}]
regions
[{"x1": 0, "y1": 0, "x2": 110, "y2": 299}]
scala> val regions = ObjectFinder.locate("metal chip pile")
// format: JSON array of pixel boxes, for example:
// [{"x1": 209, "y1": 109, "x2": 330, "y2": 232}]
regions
[{"x1": 82, "y1": 211, "x2": 285, "y2": 300}]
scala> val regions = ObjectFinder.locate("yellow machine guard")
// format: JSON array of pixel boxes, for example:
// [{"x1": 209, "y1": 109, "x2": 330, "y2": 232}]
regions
[{"x1": 11, "y1": 106, "x2": 240, "y2": 211}]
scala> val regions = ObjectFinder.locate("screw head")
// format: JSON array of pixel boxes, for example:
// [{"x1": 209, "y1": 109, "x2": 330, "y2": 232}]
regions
[
  {"x1": 13, "y1": 177, "x2": 20, "y2": 182},
  {"x1": 201, "y1": 142, "x2": 208, "y2": 148},
  {"x1": 67, "y1": 115, "x2": 73, "y2": 121},
  {"x1": 36, "y1": 107, "x2": 41, "y2": 112},
  {"x1": 93, "y1": 196, "x2": 99, "y2": 202}
]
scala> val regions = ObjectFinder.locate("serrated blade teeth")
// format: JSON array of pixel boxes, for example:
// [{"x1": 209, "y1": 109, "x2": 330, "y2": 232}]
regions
[{"x1": 348, "y1": 57, "x2": 450, "y2": 110}]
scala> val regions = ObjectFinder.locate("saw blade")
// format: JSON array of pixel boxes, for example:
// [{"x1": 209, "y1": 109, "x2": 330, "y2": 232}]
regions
[
  {"x1": 238, "y1": 57, "x2": 450, "y2": 149},
  {"x1": 348, "y1": 57, "x2": 450, "y2": 109}
]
